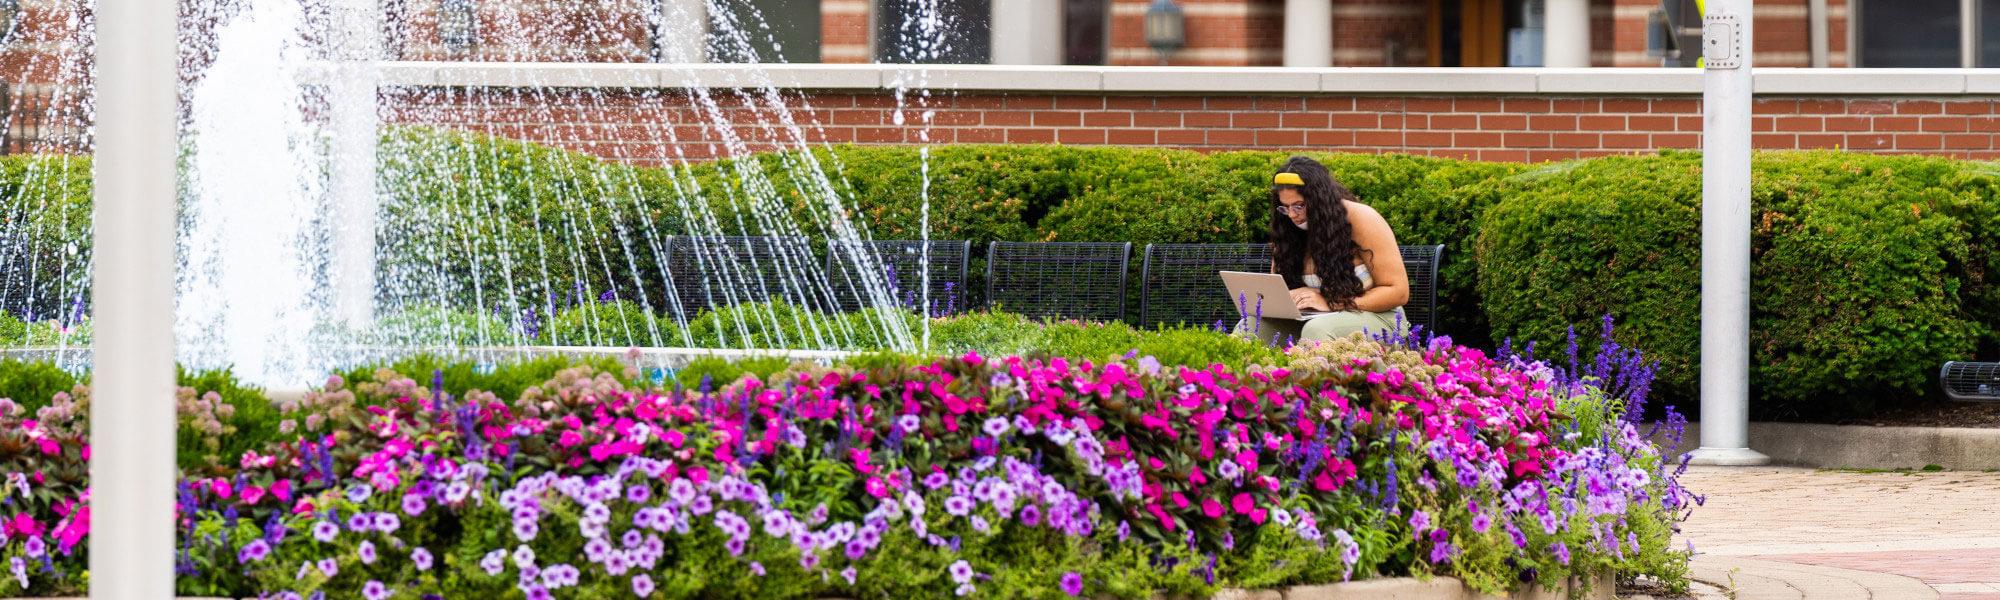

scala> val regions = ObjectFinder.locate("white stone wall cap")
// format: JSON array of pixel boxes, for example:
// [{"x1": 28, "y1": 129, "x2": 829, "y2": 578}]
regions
[
  {"x1": 389, "y1": 62, "x2": 2000, "y2": 96},
  {"x1": 886, "y1": 64, "x2": 1105, "y2": 91},
  {"x1": 1756, "y1": 68, "x2": 1968, "y2": 94},
  {"x1": 1102, "y1": 66, "x2": 1320, "y2": 93},
  {"x1": 1320, "y1": 67, "x2": 1537, "y2": 93},
  {"x1": 1537, "y1": 68, "x2": 1701, "y2": 94}
]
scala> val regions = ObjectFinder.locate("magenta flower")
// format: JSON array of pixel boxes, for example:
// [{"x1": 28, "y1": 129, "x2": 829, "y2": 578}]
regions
[{"x1": 1061, "y1": 571, "x2": 1084, "y2": 596}]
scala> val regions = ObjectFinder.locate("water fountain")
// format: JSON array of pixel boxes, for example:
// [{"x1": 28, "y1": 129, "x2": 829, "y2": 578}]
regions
[{"x1": 0, "y1": 0, "x2": 989, "y2": 387}]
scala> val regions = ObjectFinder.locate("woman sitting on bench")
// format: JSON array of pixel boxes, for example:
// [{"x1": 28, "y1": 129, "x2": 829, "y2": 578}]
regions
[{"x1": 1236, "y1": 156, "x2": 1411, "y2": 343}]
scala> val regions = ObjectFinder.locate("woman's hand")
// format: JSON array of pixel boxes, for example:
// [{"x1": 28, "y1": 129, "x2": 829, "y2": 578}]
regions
[{"x1": 1289, "y1": 288, "x2": 1332, "y2": 312}]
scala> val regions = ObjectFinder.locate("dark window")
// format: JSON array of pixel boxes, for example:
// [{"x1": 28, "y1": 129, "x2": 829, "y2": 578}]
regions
[
  {"x1": 875, "y1": 0, "x2": 991, "y2": 63},
  {"x1": 1856, "y1": 0, "x2": 1960, "y2": 67},
  {"x1": 1982, "y1": 0, "x2": 2000, "y2": 66},
  {"x1": 708, "y1": 0, "x2": 822, "y2": 63},
  {"x1": 1063, "y1": 0, "x2": 1109, "y2": 65}
]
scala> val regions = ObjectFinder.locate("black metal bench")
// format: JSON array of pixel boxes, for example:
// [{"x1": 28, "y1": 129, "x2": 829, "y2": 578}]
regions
[
  {"x1": 1139, "y1": 243, "x2": 1270, "y2": 330},
  {"x1": 660, "y1": 235, "x2": 817, "y2": 317},
  {"x1": 824, "y1": 239, "x2": 972, "y2": 316},
  {"x1": 1399, "y1": 244, "x2": 1444, "y2": 335},
  {"x1": 1942, "y1": 361, "x2": 2000, "y2": 402},
  {"x1": 985, "y1": 241, "x2": 1131, "y2": 323},
  {"x1": 1136, "y1": 242, "x2": 1445, "y2": 334}
]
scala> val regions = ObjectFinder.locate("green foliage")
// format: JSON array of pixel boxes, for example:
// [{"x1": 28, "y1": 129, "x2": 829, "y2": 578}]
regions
[
  {"x1": 1477, "y1": 151, "x2": 1993, "y2": 417},
  {"x1": 0, "y1": 358, "x2": 79, "y2": 416},
  {"x1": 337, "y1": 353, "x2": 628, "y2": 402},
  {"x1": 668, "y1": 355, "x2": 794, "y2": 390},
  {"x1": 175, "y1": 367, "x2": 283, "y2": 474},
  {"x1": 542, "y1": 300, "x2": 685, "y2": 347},
  {"x1": 1476, "y1": 155, "x2": 1706, "y2": 403}
]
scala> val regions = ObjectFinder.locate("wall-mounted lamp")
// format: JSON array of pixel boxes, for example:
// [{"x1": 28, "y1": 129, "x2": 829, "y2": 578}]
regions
[
  {"x1": 439, "y1": 0, "x2": 477, "y2": 55},
  {"x1": 1144, "y1": 0, "x2": 1184, "y2": 66}
]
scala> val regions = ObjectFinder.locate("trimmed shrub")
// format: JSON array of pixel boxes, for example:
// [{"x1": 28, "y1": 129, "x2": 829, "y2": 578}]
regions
[
  {"x1": 1478, "y1": 152, "x2": 1991, "y2": 416},
  {"x1": 1476, "y1": 155, "x2": 1705, "y2": 404}
]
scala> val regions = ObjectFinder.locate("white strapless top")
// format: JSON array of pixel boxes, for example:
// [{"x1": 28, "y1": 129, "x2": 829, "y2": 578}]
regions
[{"x1": 1302, "y1": 264, "x2": 1371, "y2": 289}]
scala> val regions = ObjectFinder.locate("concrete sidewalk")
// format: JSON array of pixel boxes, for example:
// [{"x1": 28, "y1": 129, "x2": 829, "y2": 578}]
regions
[{"x1": 1676, "y1": 467, "x2": 2000, "y2": 599}]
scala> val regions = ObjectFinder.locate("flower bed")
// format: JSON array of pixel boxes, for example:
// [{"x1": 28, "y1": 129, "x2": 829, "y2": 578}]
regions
[{"x1": 0, "y1": 324, "x2": 1693, "y2": 599}]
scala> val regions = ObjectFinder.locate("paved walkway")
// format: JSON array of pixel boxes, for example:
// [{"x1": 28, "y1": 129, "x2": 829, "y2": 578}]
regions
[{"x1": 1675, "y1": 466, "x2": 2000, "y2": 599}]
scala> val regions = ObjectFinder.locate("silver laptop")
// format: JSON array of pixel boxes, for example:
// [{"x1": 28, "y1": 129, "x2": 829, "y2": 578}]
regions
[{"x1": 1219, "y1": 271, "x2": 1325, "y2": 320}]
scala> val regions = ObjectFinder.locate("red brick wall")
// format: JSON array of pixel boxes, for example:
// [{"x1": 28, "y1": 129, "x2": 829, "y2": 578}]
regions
[{"x1": 383, "y1": 90, "x2": 2000, "y2": 166}]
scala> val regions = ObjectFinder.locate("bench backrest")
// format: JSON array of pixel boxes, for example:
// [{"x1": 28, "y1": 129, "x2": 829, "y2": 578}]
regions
[
  {"x1": 985, "y1": 241, "x2": 1131, "y2": 323},
  {"x1": 661, "y1": 235, "x2": 815, "y2": 317},
  {"x1": 824, "y1": 239, "x2": 972, "y2": 316},
  {"x1": 1138, "y1": 242, "x2": 1446, "y2": 333}
]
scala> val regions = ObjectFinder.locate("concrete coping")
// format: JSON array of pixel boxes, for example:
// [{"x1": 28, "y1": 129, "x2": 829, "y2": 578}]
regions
[{"x1": 344, "y1": 62, "x2": 2000, "y2": 96}]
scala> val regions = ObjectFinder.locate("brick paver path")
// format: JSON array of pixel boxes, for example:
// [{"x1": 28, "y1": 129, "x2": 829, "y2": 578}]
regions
[{"x1": 1678, "y1": 466, "x2": 2000, "y2": 599}]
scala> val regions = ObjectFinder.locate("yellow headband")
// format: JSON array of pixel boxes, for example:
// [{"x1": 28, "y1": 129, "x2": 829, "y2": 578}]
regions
[{"x1": 1273, "y1": 172, "x2": 1303, "y2": 186}]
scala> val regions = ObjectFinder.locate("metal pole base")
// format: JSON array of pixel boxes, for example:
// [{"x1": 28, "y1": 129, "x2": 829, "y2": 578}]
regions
[{"x1": 1688, "y1": 446, "x2": 1772, "y2": 466}]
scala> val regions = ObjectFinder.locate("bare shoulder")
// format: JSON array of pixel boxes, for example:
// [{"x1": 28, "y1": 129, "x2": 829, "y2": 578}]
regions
[{"x1": 1343, "y1": 200, "x2": 1390, "y2": 228}]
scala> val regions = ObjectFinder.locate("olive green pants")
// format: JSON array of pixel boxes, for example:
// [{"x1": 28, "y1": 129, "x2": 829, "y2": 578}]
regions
[{"x1": 1232, "y1": 307, "x2": 1410, "y2": 346}]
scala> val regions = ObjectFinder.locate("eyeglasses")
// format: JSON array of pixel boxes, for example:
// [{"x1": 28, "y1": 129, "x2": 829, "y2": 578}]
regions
[{"x1": 1274, "y1": 205, "x2": 1307, "y2": 216}]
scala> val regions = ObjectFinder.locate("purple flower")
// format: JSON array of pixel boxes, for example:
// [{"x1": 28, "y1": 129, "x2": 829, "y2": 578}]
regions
[
  {"x1": 585, "y1": 538, "x2": 613, "y2": 562},
  {"x1": 317, "y1": 558, "x2": 339, "y2": 577},
  {"x1": 982, "y1": 417, "x2": 1010, "y2": 437},
  {"x1": 312, "y1": 521, "x2": 338, "y2": 542},
  {"x1": 945, "y1": 496, "x2": 973, "y2": 516},
  {"x1": 402, "y1": 494, "x2": 428, "y2": 516},
  {"x1": 347, "y1": 513, "x2": 373, "y2": 532},
  {"x1": 725, "y1": 537, "x2": 746, "y2": 556},
  {"x1": 1409, "y1": 510, "x2": 1431, "y2": 534},
  {"x1": 1061, "y1": 572, "x2": 1084, "y2": 596},
  {"x1": 956, "y1": 583, "x2": 976, "y2": 596},
  {"x1": 750, "y1": 561, "x2": 766, "y2": 576},
  {"x1": 525, "y1": 586, "x2": 551, "y2": 600},
  {"x1": 412, "y1": 547, "x2": 434, "y2": 571},
  {"x1": 1549, "y1": 541, "x2": 1571, "y2": 565},
  {"x1": 363, "y1": 580, "x2": 390, "y2": 600},
  {"x1": 842, "y1": 566, "x2": 858, "y2": 585},
  {"x1": 1471, "y1": 512, "x2": 1492, "y2": 533},
  {"x1": 846, "y1": 540, "x2": 868, "y2": 560},
  {"x1": 948, "y1": 560, "x2": 974, "y2": 584},
  {"x1": 632, "y1": 574, "x2": 655, "y2": 596},
  {"x1": 626, "y1": 484, "x2": 651, "y2": 504},
  {"x1": 480, "y1": 549, "x2": 506, "y2": 575},
  {"x1": 347, "y1": 485, "x2": 373, "y2": 503},
  {"x1": 374, "y1": 512, "x2": 400, "y2": 533},
  {"x1": 623, "y1": 529, "x2": 644, "y2": 548},
  {"x1": 924, "y1": 471, "x2": 950, "y2": 489},
  {"x1": 800, "y1": 552, "x2": 821, "y2": 570},
  {"x1": 358, "y1": 540, "x2": 378, "y2": 564},
  {"x1": 237, "y1": 540, "x2": 270, "y2": 563}
]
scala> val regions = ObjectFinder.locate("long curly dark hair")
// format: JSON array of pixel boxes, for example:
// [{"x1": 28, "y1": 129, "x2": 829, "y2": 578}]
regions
[{"x1": 1270, "y1": 156, "x2": 1369, "y2": 310}]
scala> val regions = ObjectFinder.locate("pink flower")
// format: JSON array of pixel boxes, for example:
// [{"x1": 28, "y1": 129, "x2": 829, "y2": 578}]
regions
[
  {"x1": 558, "y1": 430, "x2": 584, "y2": 448},
  {"x1": 241, "y1": 485, "x2": 266, "y2": 506},
  {"x1": 270, "y1": 480, "x2": 293, "y2": 503},
  {"x1": 210, "y1": 479, "x2": 234, "y2": 500},
  {"x1": 1231, "y1": 493, "x2": 1255, "y2": 515},
  {"x1": 1201, "y1": 499, "x2": 1223, "y2": 519}
]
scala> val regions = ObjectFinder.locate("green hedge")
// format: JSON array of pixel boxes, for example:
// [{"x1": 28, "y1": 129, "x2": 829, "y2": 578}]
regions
[
  {"x1": 5, "y1": 130, "x2": 1997, "y2": 418},
  {"x1": 1475, "y1": 151, "x2": 1991, "y2": 417}
]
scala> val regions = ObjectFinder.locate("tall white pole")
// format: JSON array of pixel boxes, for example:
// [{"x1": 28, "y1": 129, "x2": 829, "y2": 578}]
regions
[
  {"x1": 991, "y1": 0, "x2": 1065, "y2": 65},
  {"x1": 653, "y1": 0, "x2": 709, "y2": 63},
  {"x1": 330, "y1": 0, "x2": 382, "y2": 327},
  {"x1": 1283, "y1": 0, "x2": 1333, "y2": 67},
  {"x1": 1543, "y1": 0, "x2": 1591, "y2": 67},
  {"x1": 1691, "y1": 0, "x2": 1769, "y2": 466},
  {"x1": 91, "y1": 0, "x2": 180, "y2": 594}
]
